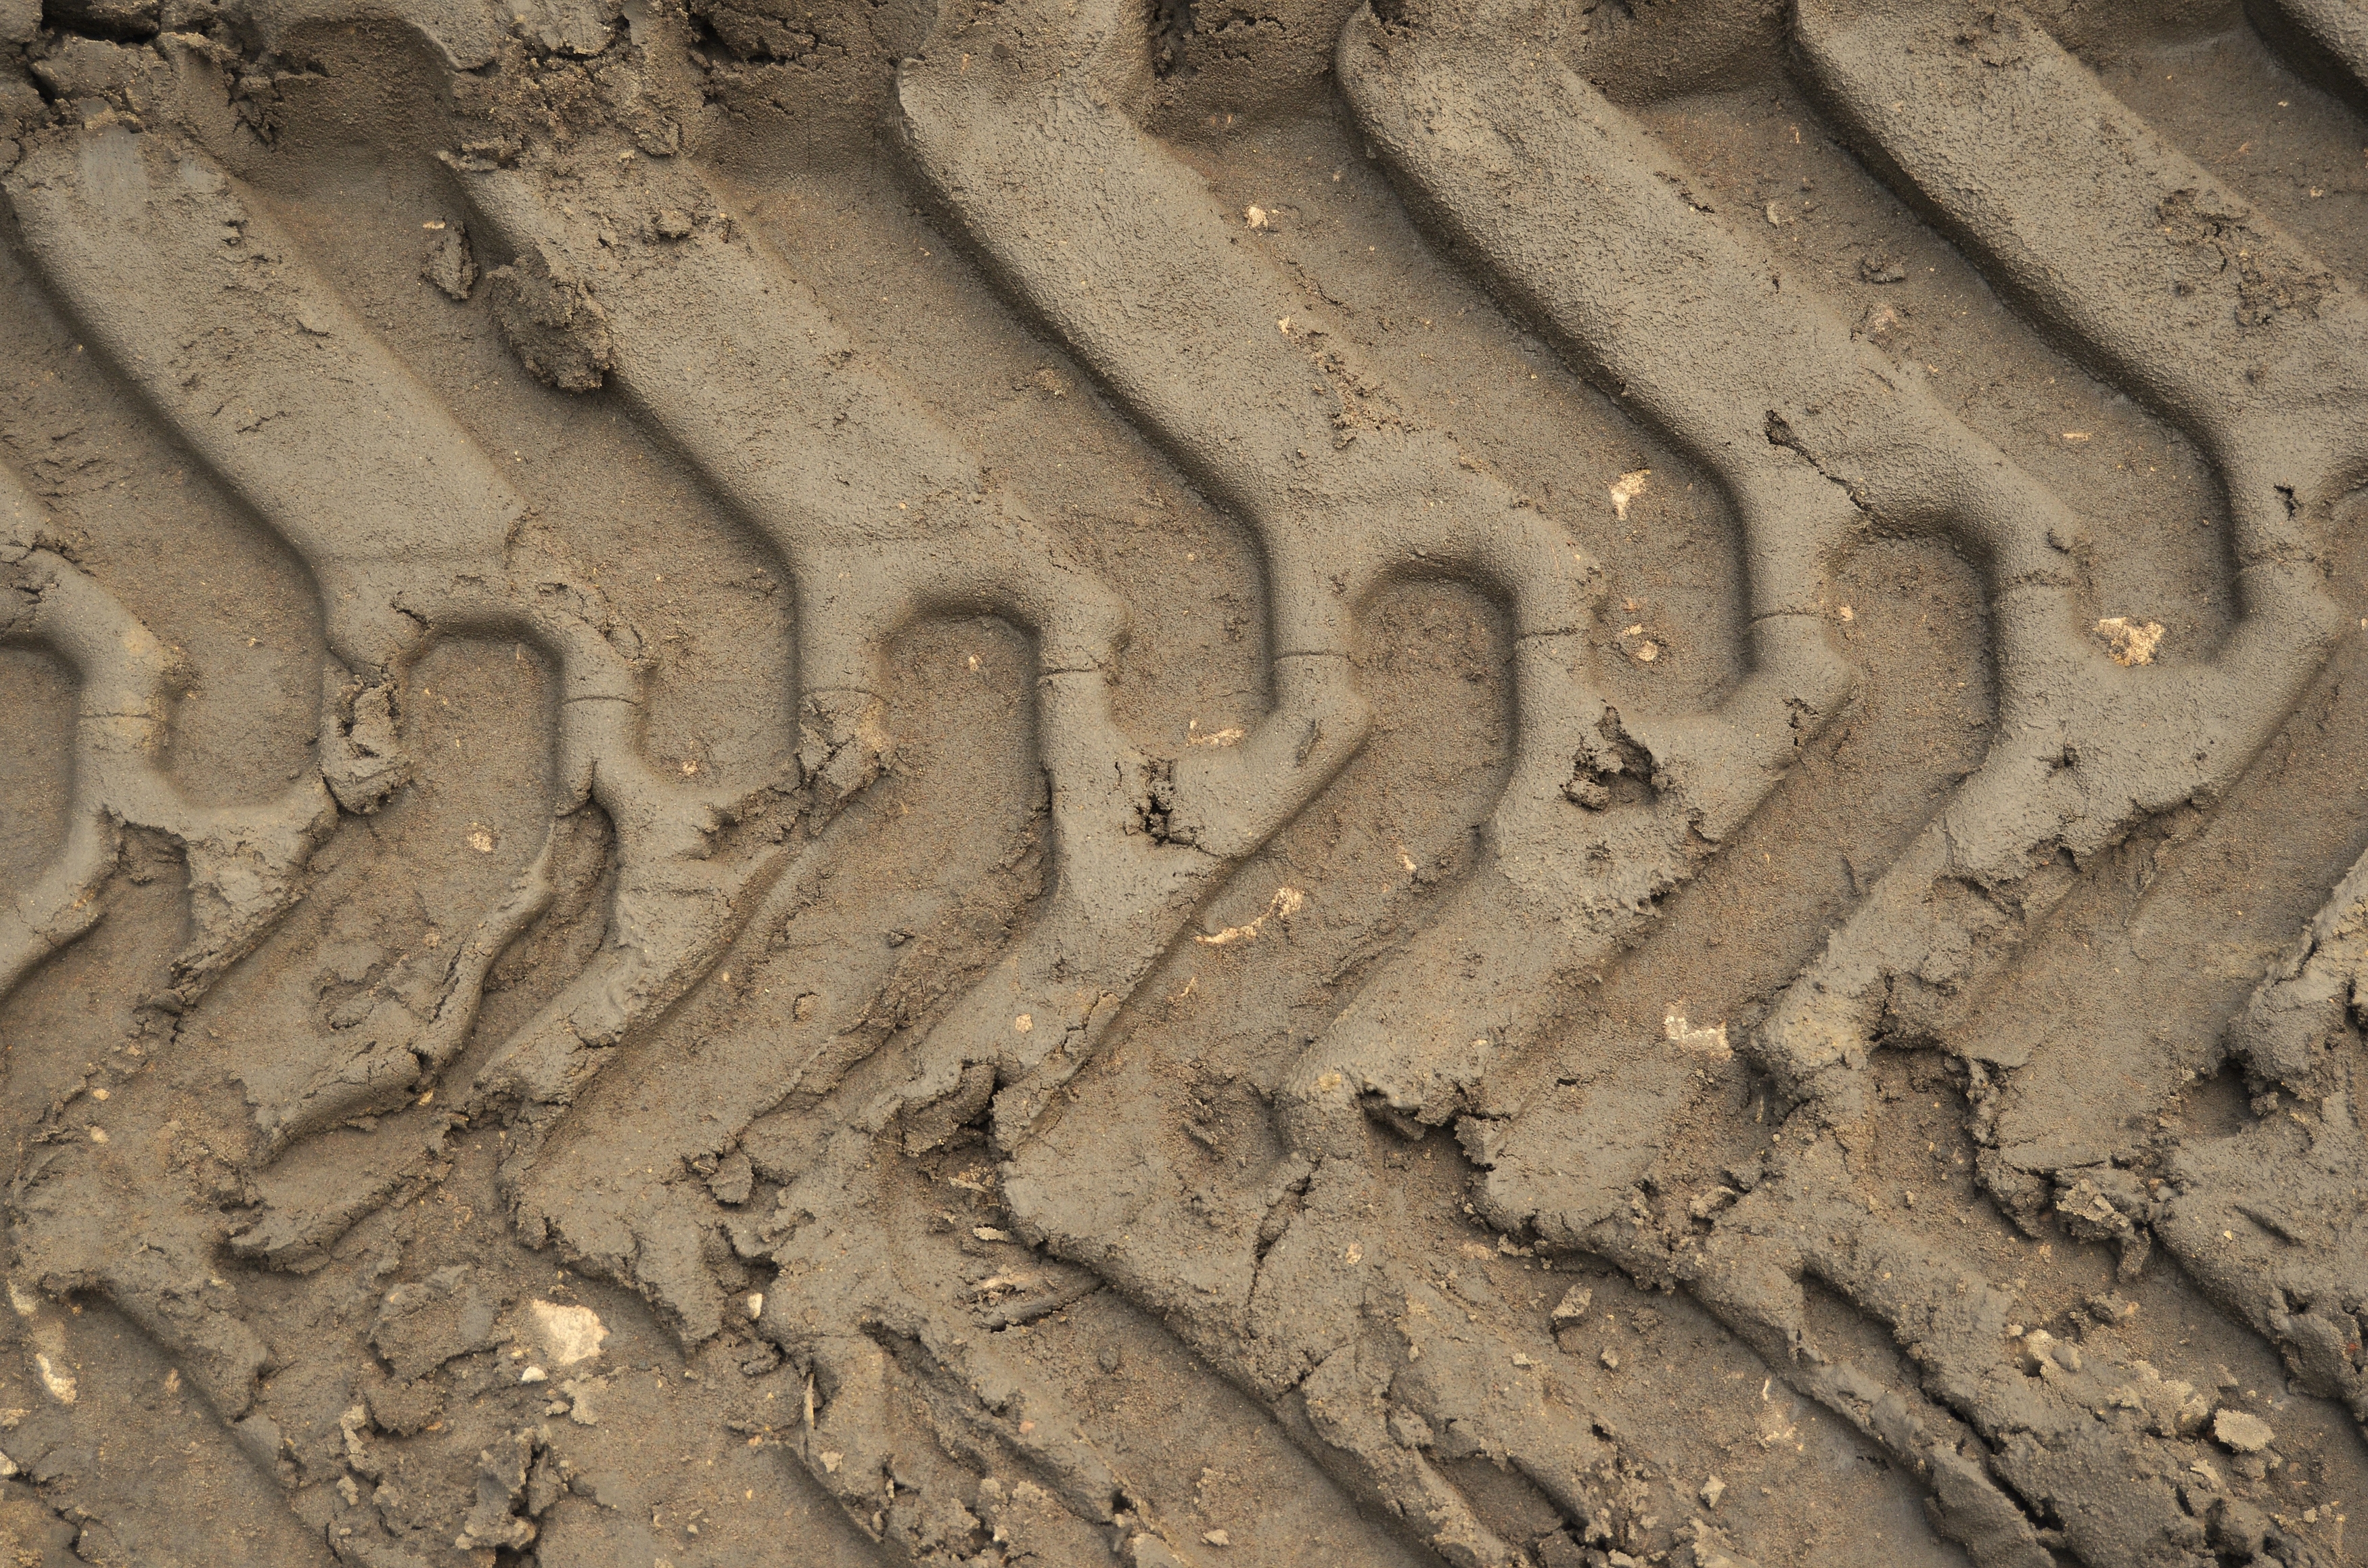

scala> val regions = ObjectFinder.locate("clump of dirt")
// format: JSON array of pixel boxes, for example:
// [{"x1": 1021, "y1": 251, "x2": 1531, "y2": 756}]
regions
[{"x1": 486, "y1": 244, "x2": 612, "y2": 391}]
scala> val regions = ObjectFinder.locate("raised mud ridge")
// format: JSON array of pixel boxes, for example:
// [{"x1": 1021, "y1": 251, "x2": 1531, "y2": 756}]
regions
[{"x1": 1, "y1": 0, "x2": 2366, "y2": 1564}]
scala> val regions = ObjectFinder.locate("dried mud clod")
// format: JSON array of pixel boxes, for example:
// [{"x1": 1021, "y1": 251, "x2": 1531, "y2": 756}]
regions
[
  {"x1": 486, "y1": 244, "x2": 612, "y2": 391},
  {"x1": 419, "y1": 221, "x2": 476, "y2": 302}
]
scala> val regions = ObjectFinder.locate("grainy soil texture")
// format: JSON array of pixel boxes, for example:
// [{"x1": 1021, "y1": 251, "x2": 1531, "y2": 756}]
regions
[{"x1": 3, "y1": 0, "x2": 2368, "y2": 1563}]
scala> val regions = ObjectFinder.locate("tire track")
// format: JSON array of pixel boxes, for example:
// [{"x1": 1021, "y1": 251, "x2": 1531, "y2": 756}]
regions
[
  {"x1": 888, "y1": 0, "x2": 1848, "y2": 1557},
  {"x1": 1, "y1": 120, "x2": 818, "y2": 1473},
  {"x1": 1, "y1": 1, "x2": 2363, "y2": 1563}
]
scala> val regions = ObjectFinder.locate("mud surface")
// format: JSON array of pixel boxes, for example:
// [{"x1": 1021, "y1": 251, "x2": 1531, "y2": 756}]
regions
[{"x1": 3, "y1": 0, "x2": 2368, "y2": 1563}]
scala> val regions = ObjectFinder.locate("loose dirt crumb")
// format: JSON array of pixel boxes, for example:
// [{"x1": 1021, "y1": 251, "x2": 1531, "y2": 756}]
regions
[
  {"x1": 1196, "y1": 886, "x2": 1306, "y2": 946},
  {"x1": 2212, "y1": 1408, "x2": 2273, "y2": 1453},
  {"x1": 1609, "y1": 467, "x2": 1651, "y2": 520},
  {"x1": 422, "y1": 225, "x2": 476, "y2": 301},
  {"x1": 486, "y1": 245, "x2": 614, "y2": 392},
  {"x1": 2096, "y1": 615, "x2": 2165, "y2": 666},
  {"x1": 1664, "y1": 1009, "x2": 1733, "y2": 1059},
  {"x1": 526, "y1": 1300, "x2": 607, "y2": 1366},
  {"x1": 33, "y1": 1355, "x2": 74, "y2": 1405}
]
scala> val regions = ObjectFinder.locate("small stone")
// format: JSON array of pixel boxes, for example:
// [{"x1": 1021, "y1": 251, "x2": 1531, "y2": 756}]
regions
[
  {"x1": 1550, "y1": 1286, "x2": 1593, "y2": 1326},
  {"x1": 654, "y1": 208, "x2": 693, "y2": 239},
  {"x1": 1599, "y1": 1347, "x2": 1619, "y2": 1370},
  {"x1": 1203, "y1": 1529, "x2": 1231, "y2": 1547},
  {"x1": 519, "y1": 1366, "x2": 547, "y2": 1384},
  {"x1": 743, "y1": 1292, "x2": 765, "y2": 1322},
  {"x1": 1701, "y1": 1475, "x2": 1725, "y2": 1509},
  {"x1": 974, "y1": 1227, "x2": 1012, "y2": 1243},
  {"x1": 2212, "y1": 1408, "x2": 2273, "y2": 1454},
  {"x1": 1097, "y1": 1345, "x2": 1123, "y2": 1375}
]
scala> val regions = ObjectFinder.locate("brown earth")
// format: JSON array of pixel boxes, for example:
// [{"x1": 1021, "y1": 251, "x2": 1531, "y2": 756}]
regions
[{"x1": 2, "y1": 0, "x2": 2367, "y2": 1564}]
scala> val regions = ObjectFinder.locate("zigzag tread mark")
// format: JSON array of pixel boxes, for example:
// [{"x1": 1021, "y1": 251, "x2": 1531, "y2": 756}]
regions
[{"x1": 1, "y1": 2, "x2": 2365, "y2": 1565}]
